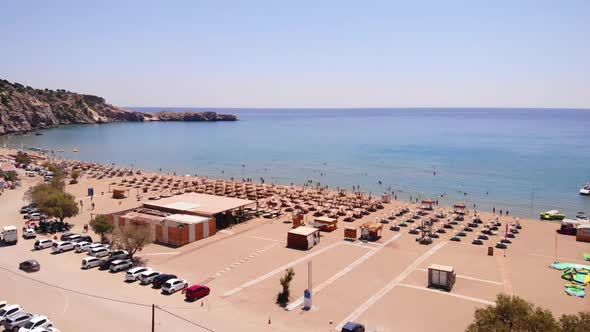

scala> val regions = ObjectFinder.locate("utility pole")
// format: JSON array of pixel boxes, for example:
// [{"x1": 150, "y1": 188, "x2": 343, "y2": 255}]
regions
[{"x1": 152, "y1": 304, "x2": 155, "y2": 332}]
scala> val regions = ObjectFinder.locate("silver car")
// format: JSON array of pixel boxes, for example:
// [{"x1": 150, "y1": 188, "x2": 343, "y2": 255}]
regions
[{"x1": 4, "y1": 311, "x2": 34, "y2": 331}]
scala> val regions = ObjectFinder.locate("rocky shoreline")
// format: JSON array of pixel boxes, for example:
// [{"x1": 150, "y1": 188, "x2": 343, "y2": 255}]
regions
[{"x1": 0, "y1": 79, "x2": 237, "y2": 135}]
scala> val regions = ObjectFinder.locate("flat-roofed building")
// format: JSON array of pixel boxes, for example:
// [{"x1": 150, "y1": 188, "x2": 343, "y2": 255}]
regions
[{"x1": 111, "y1": 193, "x2": 254, "y2": 247}]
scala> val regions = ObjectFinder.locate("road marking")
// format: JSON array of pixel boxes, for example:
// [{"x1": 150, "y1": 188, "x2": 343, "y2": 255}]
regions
[
  {"x1": 218, "y1": 229, "x2": 235, "y2": 235},
  {"x1": 396, "y1": 283, "x2": 495, "y2": 305},
  {"x1": 286, "y1": 234, "x2": 402, "y2": 311},
  {"x1": 248, "y1": 235, "x2": 279, "y2": 242},
  {"x1": 336, "y1": 242, "x2": 447, "y2": 330},
  {"x1": 415, "y1": 268, "x2": 503, "y2": 286},
  {"x1": 223, "y1": 241, "x2": 344, "y2": 297},
  {"x1": 495, "y1": 255, "x2": 513, "y2": 294}
]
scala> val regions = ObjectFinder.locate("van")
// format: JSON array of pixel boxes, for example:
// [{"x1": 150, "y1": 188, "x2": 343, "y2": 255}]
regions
[
  {"x1": 1, "y1": 226, "x2": 18, "y2": 245},
  {"x1": 81, "y1": 257, "x2": 101, "y2": 269}
]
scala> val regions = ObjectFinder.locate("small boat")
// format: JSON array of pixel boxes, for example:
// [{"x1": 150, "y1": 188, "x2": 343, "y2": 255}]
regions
[
  {"x1": 576, "y1": 212, "x2": 589, "y2": 222},
  {"x1": 72, "y1": 148, "x2": 79, "y2": 152},
  {"x1": 580, "y1": 183, "x2": 590, "y2": 196},
  {"x1": 540, "y1": 209, "x2": 566, "y2": 220},
  {"x1": 34, "y1": 132, "x2": 43, "y2": 136}
]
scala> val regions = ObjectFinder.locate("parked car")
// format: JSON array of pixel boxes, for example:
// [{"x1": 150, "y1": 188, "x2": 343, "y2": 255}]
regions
[
  {"x1": 19, "y1": 260, "x2": 40, "y2": 272},
  {"x1": 20, "y1": 205, "x2": 35, "y2": 214},
  {"x1": 110, "y1": 259, "x2": 133, "y2": 273},
  {"x1": 65, "y1": 234, "x2": 81, "y2": 242},
  {"x1": 85, "y1": 243, "x2": 107, "y2": 254},
  {"x1": 74, "y1": 241, "x2": 92, "y2": 253},
  {"x1": 34, "y1": 239, "x2": 53, "y2": 250},
  {"x1": 77, "y1": 235, "x2": 93, "y2": 243},
  {"x1": 341, "y1": 322, "x2": 365, "y2": 332},
  {"x1": 25, "y1": 212, "x2": 40, "y2": 220},
  {"x1": 183, "y1": 285, "x2": 210, "y2": 301},
  {"x1": 81, "y1": 257, "x2": 101, "y2": 269},
  {"x1": 60, "y1": 233, "x2": 74, "y2": 241},
  {"x1": 110, "y1": 250, "x2": 129, "y2": 260},
  {"x1": 98, "y1": 257, "x2": 118, "y2": 270},
  {"x1": 3, "y1": 312, "x2": 35, "y2": 331},
  {"x1": 23, "y1": 228, "x2": 37, "y2": 239},
  {"x1": 19, "y1": 315, "x2": 53, "y2": 332},
  {"x1": 152, "y1": 274, "x2": 177, "y2": 289},
  {"x1": 125, "y1": 267, "x2": 152, "y2": 282},
  {"x1": 90, "y1": 247, "x2": 110, "y2": 258},
  {"x1": 26, "y1": 171, "x2": 36, "y2": 177},
  {"x1": 162, "y1": 278, "x2": 188, "y2": 294},
  {"x1": 0, "y1": 301, "x2": 6, "y2": 310},
  {"x1": 51, "y1": 241, "x2": 74, "y2": 253},
  {"x1": 0, "y1": 304, "x2": 23, "y2": 325},
  {"x1": 29, "y1": 327, "x2": 60, "y2": 332},
  {"x1": 139, "y1": 271, "x2": 161, "y2": 285}
]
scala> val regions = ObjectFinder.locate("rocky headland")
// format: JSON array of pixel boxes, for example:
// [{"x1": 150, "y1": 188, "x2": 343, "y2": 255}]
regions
[{"x1": 0, "y1": 79, "x2": 237, "y2": 135}]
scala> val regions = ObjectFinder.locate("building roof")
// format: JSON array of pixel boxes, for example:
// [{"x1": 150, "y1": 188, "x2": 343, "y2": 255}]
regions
[
  {"x1": 429, "y1": 264, "x2": 454, "y2": 272},
  {"x1": 143, "y1": 193, "x2": 254, "y2": 216},
  {"x1": 164, "y1": 214, "x2": 210, "y2": 225},
  {"x1": 288, "y1": 226, "x2": 319, "y2": 236}
]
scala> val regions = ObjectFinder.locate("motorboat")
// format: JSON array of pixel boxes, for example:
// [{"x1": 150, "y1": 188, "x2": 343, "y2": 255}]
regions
[
  {"x1": 580, "y1": 183, "x2": 590, "y2": 196},
  {"x1": 576, "y1": 212, "x2": 589, "y2": 222},
  {"x1": 540, "y1": 210, "x2": 566, "y2": 220}
]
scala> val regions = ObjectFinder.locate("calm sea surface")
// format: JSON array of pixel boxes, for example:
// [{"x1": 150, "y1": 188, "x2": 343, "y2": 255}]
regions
[{"x1": 4, "y1": 108, "x2": 590, "y2": 218}]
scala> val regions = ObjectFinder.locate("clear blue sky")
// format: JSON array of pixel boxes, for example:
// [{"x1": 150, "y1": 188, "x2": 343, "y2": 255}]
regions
[{"x1": 1, "y1": 0, "x2": 588, "y2": 108}]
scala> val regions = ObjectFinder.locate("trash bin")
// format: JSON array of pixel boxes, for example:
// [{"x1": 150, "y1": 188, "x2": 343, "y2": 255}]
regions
[{"x1": 488, "y1": 246, "x2": 494, "y2": 256}]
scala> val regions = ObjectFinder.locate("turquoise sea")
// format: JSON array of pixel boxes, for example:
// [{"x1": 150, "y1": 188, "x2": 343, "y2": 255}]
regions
[{"x1": 4, "y1": 108, "x2": 590, "y2": 218}]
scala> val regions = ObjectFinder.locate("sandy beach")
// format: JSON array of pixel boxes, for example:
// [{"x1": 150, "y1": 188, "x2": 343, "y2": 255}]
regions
[{"x1": 0, "y1": 147, "x2": 588, "y2": 332}]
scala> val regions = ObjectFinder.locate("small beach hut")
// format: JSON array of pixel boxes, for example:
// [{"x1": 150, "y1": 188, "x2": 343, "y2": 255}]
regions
[
  {"x1": 453, "y1": 203, "x2": 467, "y2": 215},
  {"x1": 313, "y1": 216, "x2": 338, "y2": 232},
  {"x1": 344, "y1": 226, "x2": 358, "y2": 241},
  {"x1": 576, "y1": 224, "x2": 590, "y2": 242},
  {"x1": 361, "y1": 222, "x2": 383, "y2": 241},
  {"x1": 421, "y1": 199, "x2": 434, "y2": 210},
  {"x1": 428, "y1": 264, "x2": 456, "y2": 291},
  {"x1": 112, "y1": 188, "x2": 128, "y2": 199},
  {"x1": 381, "y1": 194, "x2": 392, "y2": 203},
  {"x1": 287, "y1": 226, "x2": 320, "y2": 250}
]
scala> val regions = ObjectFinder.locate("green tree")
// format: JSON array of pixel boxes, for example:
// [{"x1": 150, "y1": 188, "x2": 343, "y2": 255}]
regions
[
  {"x1": 559, "y1": 312, "x2": 590, "y2": 332},
  {"x1": 26, "y1": 183, "x2": 79, "y2": 222},
  {"x1": 2, "y1": 170, "x2": 17, "y2": 182},
  {"x1": 111, "y1": 223, "x2": 153, "y2": 260},
  {"x1": 70, "y1": 169, "x2": 81, "y2": 184},
  {"x1": 15, "y1": 151, "x2": 32, "y2": 164},
  {"x1": 89, "y1": 215, "x2": 115, "y2": 243},
  {"x1": 276, "y1": 268, "x2": 295, "y2": 306},
  {"x1": 465, "y1": 294, "x2": 589, "y2": 332}
]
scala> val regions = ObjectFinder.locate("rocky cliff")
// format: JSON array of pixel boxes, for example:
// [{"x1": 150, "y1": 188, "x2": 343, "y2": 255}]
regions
[{"x1": 0, "y1": 79, "x2": 237, "y2": 135}]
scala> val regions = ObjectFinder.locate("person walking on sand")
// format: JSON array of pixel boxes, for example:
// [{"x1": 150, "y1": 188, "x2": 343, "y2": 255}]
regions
[
  {"x1": 506, "y1": 210, "x2": 509, "y2": 216},
  {"x1": 499, "y1": 209, "x2": 503, "y2": 216},
  {"x1": 80, "y1": 200, "x2": 83, "y2": 209},
  {"x1": 92, "y1": 202, "x2": 95, "y2": 210},
  {"x1": 493, "y1": 206, "x2": 495, "y2": 214}
]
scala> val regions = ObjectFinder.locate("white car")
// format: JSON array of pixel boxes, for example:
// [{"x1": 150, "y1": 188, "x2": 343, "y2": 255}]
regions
[
  {"x1": 66, "y1": 234, "x2": 81, "y2": 242},
  {"x1": 19, "y1": 315, "x2": 53, "y2": 332},
  {"x1": 51, "y1": 241, "x2": 74, "y2": 253},
  {"x1": 74, "y1": 241, "x2": 92, "y2": 253},
  {"x1": 0, "y1": 304, "x2": 23, "y2": 325},
  {"x1": 28, "y1": 213, "x2": 42, "y2": 221},
  {"x1": 34, "y1": 239, "x2": 53, "y2": 250},
  {"x1": 0, "y1": 301, "x2": 6, "y2": 310},
  {"x1": 109, "y1": 250, "x2": 129, "y2": 260},
  {"x1": 85, "y1": 243, "x2": 107, "y2": 254},
  {"x1": 30, "y1": 328, "x2": 60, "y2": 332},
  {"x1": 90, "y1": 247, "x2": 110, "y2": 258},
  {"x1": 26, "y1": 171, "x2": 36, "y2": 177},
  {"x1": 23, "y1": 228, "x2": 37, "y2": 239},
  {"x1": 139, "y1": 270, "x2": 161, "y2": 285},
  {"x1": 110, "y1": 259, "x2": 133, "y2": 272},
  {"x1": 81, "y1": 257, "x2": 101, "y2": 269},
  {"x1": 126, "y1": 267, "x2": 152, "y2": 282},
  {"x1": 162, "y1": 278, "x2": 188, "y2": 294}
]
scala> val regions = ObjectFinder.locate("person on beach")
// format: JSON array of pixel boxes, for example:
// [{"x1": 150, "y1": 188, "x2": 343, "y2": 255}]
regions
[
  {"x1": 80, "y1": 200, "x2": 83, "y2": 208},
  {"x1": 499, "y1": 209, "x2": 503, "y2": 216},
  {"x1": 493, "y1": 206, "x2": 495, "y2": 214},
  {"x1": 506, "y1": 210, "x2": 509, "y2": 216},
  {"x1": 92, "y1": 202, "x2": 95, "y2": 210}
]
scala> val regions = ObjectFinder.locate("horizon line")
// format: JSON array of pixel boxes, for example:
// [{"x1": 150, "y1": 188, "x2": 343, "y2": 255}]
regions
[{"x1": 125, "y1": 106, "x2": 590, "y2": 111}]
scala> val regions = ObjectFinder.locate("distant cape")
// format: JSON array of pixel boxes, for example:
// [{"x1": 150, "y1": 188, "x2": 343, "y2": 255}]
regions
[{"x1": 0, "y1": 79, "x2": 237, "y2": 135}]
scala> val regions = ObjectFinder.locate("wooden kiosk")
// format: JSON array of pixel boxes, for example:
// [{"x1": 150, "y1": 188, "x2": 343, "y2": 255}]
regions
[
  {"x1": 361, "y1": 222, "x2": 383, "y2": 241},
  {"x1": 421, "y1": 199, "x2": 434, "y2": 210},
  {"x1": 314, "y1": 216, "x2": 338, "y2": 232},
  {"x1": 344, "y1": 226, "x2": 358, "y2": 241},
  {"x1": 453, "y1": 203, "x2": 467, "y2": 215}
]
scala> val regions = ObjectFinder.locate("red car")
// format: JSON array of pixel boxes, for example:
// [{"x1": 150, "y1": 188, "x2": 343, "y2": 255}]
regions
[{"x1": 183, "y1": 285, "x2": 210, "y2": 301}]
